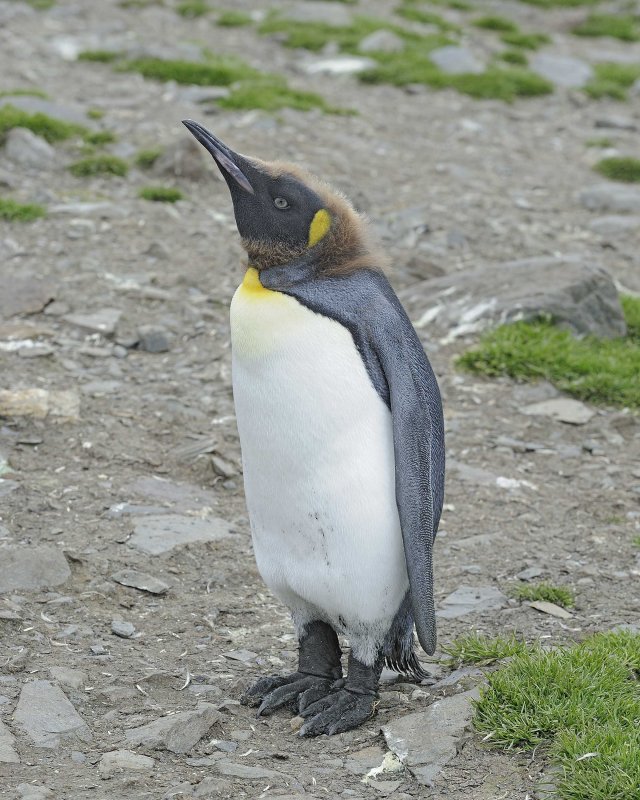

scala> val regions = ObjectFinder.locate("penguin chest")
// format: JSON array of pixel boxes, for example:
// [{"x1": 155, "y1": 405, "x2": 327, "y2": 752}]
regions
[{"x1": 229, "y1": 275, "x2": 408, "y2": 631}]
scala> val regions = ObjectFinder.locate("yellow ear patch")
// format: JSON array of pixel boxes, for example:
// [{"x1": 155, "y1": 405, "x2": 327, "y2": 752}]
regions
[
  {"x1": 241, "y1": 266, "x2": 265, "y2": 294},
  {"x1": 308, "y1": 209, "x2": 331, "y2": 247}
]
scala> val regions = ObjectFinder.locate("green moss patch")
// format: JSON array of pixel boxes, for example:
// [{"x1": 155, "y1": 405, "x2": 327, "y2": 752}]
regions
[
  {"x1": 573, "y1": 14, "x2": 640, "y2": 42},
  {"x1": 585, "y1": 136, "x2": 613, "y2": 147},
  {"x1": 585, "y1": 62, "x2": 640, "y2": 100},
  {"x1": 216, "y1": 10, "x2": 252, "y2": 26},
  {"x1": 78, "y1": 50, "x2": 120, "y2": 63},
  {"x1": 457, "y1": 295, "x2": 640, "y2": 409},
  {"x1": 69, "y1": 155, "x2": 129, "y2": 177},
  {"x1": 84, "y1": 130, "x2": 117, "y2": 146},
  {"x1": 0, "y1": 104, "x2": 86, "y2": 142},
  {"x1": 443, "y1": 632, "x2": 527, "y2": 666},
  {"x1": 595, "y1": 157, "x2": 640, "y2": 183},
  {"x1": 395, "y1": 5, "x2": 460, "y2": 32},
  {"x1": 473, "y1": 15, "x2": 518, "y2": 33},
  {"x1": 118, "y1": 55, "x2": 259, "y2": 86},
  {"x1": 0, "y1": 88, "x2": 48, "y2": 99},
  {"x1": 136, "y1": 148, "x2": 162, "y2": 169},
  {"x1": 513, "y1": 582, "x2": 574, "y2": 608},
  {"x1": 499, "y1": 50, "x2": 528, "y2": 65},
  {"x1": 139, "y1": 186, "x2": 183, "y2": 202},
  {"x1": 518, "y1": 0, "x2": 600, "y2": 6},
  {"x1": 474, "y1": 630, "x2": 640, "y2": 799},
  {"x1": 176, "y1": 0, "x2": 208, "y2": 17},
  {"x1": 219, "y1": 78, "x2": 350, "y2": 113},
  {"x1": 500, "y1": 30, "x2": 550, "y2": 49},
  {"x1": 0, "y1": 197, "x2": 46, "y2": 222}
]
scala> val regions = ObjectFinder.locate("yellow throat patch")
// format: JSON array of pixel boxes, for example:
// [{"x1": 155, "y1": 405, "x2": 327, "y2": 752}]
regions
[{"x1": 308, "y1": 209, "x2": 331, "y2": 247}]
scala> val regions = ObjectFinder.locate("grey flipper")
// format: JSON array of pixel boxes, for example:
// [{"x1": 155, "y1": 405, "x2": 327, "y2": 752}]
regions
[{"x1": 260, "y1": 262, "x2": 445, "y2": 656}]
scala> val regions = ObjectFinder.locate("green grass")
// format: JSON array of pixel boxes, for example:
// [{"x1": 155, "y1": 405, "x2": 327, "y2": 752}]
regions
[
  {"x1": 78, "y1": 50, "x2": 119, "y2": 63},
  {"x1": 139, "y1": 186, "x2": 183, "y2": 202},
  {"x1": 0, "y1": 197, "x2": 46, "y2": 222},
  {"x1": 176, "y1": 0, "x2": 208, "y2": 17},
  {"x1": 87, "y1": 108, "x2": 104, "y2": 120},
  {"x1": 585, "y1": 137, "x2": 613, "y2": 147},
  {"x1": 500, "y1": 31, "x2": 550, "y2": 50},
  {"x1": 118, "y1": 55, "x2": 260, "y2": 85},
  {"x1": 443, "y1": 633, "x2": 528, "y2": 666},
  {"x1": 457, "y1": 295, "x2": 640, "y2": 409},
  {"x1": 395, "y1": 5, "x2": 460, "y2": 32},
  {"x1": 595, "y1": 157, "x2": 640, "y2": 183},
  {"x1": 473, "y1": 15, "x2": 518, "y2": 33},
  {"x1": 518, "y1": 0, "x2": 600, "y2": 6},
  {"x1": 219, "y1": 78, "x2": 349, "y2": 113},
  {"x1": 135, "y1": 148, "x2": 163, "y2": 169},
  {"x1": 216, "y1": 10, "x2": 252, "y2": 26},
  {"x1": 0, "y1": 104, "x2": 86, "y2": 142},
  {"x1": 474, "y1": 630, "x2": 640, "y2": 799},
  {"x1": 19, "y1": 0, "x2": 55, "y2": 8},
  {"x1": 69, "y1": 155, "x2": 128, "y2": 177},
  {"x1": 84, "y1": 130, "x2": 117, "y2": 146},
  {"x1": 573, "y1": 14, "x2": 640, "y2": 42},
  {"x1": 499, "y1": 50, "x2": 528, "y2": 66},
  {"x1": 513, "y1": 582, "x2": 575, "y2": 608},
  {"x1": 0, "y1": 88, "x2": 48, "y2": 99},
  {"x1": 585, "y1": 62, "x2": 640, "y2": 100}
]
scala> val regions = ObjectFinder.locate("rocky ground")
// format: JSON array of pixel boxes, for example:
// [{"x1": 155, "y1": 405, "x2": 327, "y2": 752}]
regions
[{"x1": 1, "y1": 0, "x2": 640, "y2": 798}]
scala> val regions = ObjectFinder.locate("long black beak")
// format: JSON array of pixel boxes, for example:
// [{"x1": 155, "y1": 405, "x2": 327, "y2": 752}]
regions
[{"x1": 182, "y1": 119, "x2": 254, "y2": 195}]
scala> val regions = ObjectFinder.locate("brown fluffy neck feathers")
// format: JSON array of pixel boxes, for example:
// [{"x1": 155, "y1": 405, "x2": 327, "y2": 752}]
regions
[{"x1": 241, "y1": 160, "x2": 388, "y2": 276}]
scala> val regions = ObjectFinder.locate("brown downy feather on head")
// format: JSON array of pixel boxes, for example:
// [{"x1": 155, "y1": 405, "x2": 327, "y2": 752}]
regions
[{"x1": 241, "y1": 160, "x2": 389, "y2": 277}]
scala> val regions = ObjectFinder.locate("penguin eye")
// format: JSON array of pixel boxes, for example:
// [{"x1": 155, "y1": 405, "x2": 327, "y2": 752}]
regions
[{"x1": 273, "y1": 197, "x2": 290, "y2": 210}]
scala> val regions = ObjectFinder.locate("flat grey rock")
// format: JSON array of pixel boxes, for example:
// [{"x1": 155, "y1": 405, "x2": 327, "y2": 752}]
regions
[
  {"x1": 5, "y1": 127, "x2": 56, "y2": 169},
  {"x1": 429, "y1": 46, "x2": 483, "y2": 75},
  {"x1": 222, "y1": 649, "x2": 258, "y2": 664},
  {"x1": 63, "y1": 308, "x2": 122, "y2": 336},
  {"x1": 589, "y1": 215, "x2": 640, "y2": 235},
  {"x1": 13, "y1": 680, "x2": 91, "y2": 748},
  {"x1": 0, "y1": 546, "x2": 70, "y2": 593},
  {"x1": 521, "y1": 397, "x2": 594, "y2": 425},
  {"x1": 516, "y1": 566, "x2": 543, "y2": 581},
  {"x1": 0, "y1": 96, "x2": 91, "y2": 126},
  {"x1": 0, "y1": 718, "x2": 19, "y2": 763},
  {"x1": 111, "y1": 569, "x2": 170, "y2": 595},
  {"x1": 359, "y1": 30, "x2": 405, "y2": 54},
  {"x1": 111, "y1": 619, "x2": 135, "y2": 638},
  {"x1": 137, "y1": 324, "x2": 172, "y2": 353},
  {"x1": 49, "y1": 202, "x2": 128, "y2": 218},
  {"x1": 284, "y1": 1, "x2": 352, "y2": 26},
  {"x1": 437, "y1": 586, "x2": 507, "y2": 619},
  {"x1": 403, "y1": 256, "x2": 626, "y2": 340},
  {"x1": 16, "y1": 785, "x2": 52, "y2": 800},
  {"x1": 531, "y1": 53, "x2": 592, "y2": 88},
  {"x1": 129, "y1": 514, "x2": 232, "y2": 555},
  {"x1": 382, "y1": 688, "x2": 480, "y2": 786},
  {"x1": 49, "y1": 666, "x2": 87, "y2": 690},
  {"x1": 304, "y1": 56, "x2": 376, "y2": 76},
  {"x1": 580, "y1": 185, "x2": 640, "y2": 214},
  {"x1": 125, "y1": 705, "x2": 221, "y2": 754},
  {"x1": 0, "y1": 274, "x2": 56, "y2": 320},
  {"x1": 215, "y1": 760, "x2": 285, "y2": 780},
  {"x1": 130, "y1": 476, "x2": 219, "y2": 511},
  {"x1": 98, "y1": 749, "x2": 155, "y2": 777}
]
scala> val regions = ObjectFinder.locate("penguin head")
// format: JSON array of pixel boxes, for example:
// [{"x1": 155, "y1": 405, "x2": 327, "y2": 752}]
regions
[{"x1": 182, "y1": 119, "x2": 381, "y2": 273}]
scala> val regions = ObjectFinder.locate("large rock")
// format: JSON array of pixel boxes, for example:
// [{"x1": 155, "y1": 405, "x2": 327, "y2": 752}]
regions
[
  {"x1": 13, "y1": 680, "x2": 91, "y2": 748},
  {"x1": 283, "y1": 1, "x2": 352, "y2": 26},
  {"x1": 129, "y1": 514, "x2": 232, "y2": 555},
  {"x1": 429, "y1": 46, "x2": 484, "y2": 75},
  {"x1": 0, "y1": 96, "x2": 91, "y2": 126},
  {"x1": 303, "y1": 56, "x2": 377, "y2": 76},
  {"x1": 382, "y1": 688, "x2": 479, "y2": 786},
  {"x1": 531, "y1": 53, "x2": 592, "y2": 88},
  {"x1": 99, "y1": 749, "x2": 155, "y2": 778},
  {"x1": 0, "y1": 274, "x2": 55, "y2": 319},
  {"x1": 401, "y1": 256, "x2": 626, "y2": 340},
  {"x1": 125, "y1": 705, "x2": 221, "y2": 754},
  {"x1": 359, "y1": 30, "x2": 405, "y2": 54},
  {"x1": 5, "y1": 127, "x2": 56, "y2": 169},
  {"x1": 437, "y1": 586, "x2": 507, "y2": 619},
  {"x1": 0, "y1": 546, "x2": 70, "y2": 593},
  {"x1": 0, "y1": 718, "x2": 19, "y2": 763},
  {"x1": 580, "y1": 185, "x2": 640, "y2": 214}
]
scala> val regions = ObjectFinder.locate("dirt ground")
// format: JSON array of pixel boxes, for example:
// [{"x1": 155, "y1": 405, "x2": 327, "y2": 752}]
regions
[{"x1": 1, "y1": 0, "x2": 639, "y2": 798}]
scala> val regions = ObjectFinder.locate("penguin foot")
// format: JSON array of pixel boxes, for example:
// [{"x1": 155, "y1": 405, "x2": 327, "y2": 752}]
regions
[
  {"x1": 298, "y1": 689, "x2": 376, "y2": 737},
  {"x1": 241, "y1": 672, "x2": 334, "y2": 716}
]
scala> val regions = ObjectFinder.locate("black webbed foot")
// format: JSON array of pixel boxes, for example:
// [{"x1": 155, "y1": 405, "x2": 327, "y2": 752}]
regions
[
  {"x1": 298, "y1": 651, "x2": 383, "y2": 737},
  {"x1": 298, "y1": 688, "x2": 376, "y2": 736},
  {"x1": 240, "y1": 621, "x2": 342, "y2": 716}
]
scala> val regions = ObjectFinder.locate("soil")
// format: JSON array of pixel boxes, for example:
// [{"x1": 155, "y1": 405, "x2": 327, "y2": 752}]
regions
[{"x1": 1, "y1": 1, "x2": 639, "y2": 798}]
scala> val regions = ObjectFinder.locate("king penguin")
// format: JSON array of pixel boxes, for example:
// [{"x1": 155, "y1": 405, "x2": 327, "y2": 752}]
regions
[{"x1": 183, "y1": 120, "x2": 445, "y2": 737}]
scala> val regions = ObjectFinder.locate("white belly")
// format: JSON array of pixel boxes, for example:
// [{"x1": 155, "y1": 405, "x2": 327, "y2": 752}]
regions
[{"x1": 230, "y1": 270, "x2": 408, "y2": 662}]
